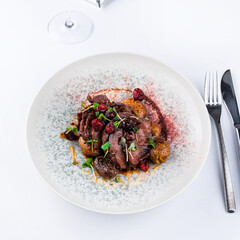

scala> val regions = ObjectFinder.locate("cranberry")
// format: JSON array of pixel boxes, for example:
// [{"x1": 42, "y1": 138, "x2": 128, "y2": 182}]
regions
[
  {"x1": 91, "y1": 119, "x2": 105, "y2": 131},
  {"x1": 121, "y1": 119, "x2": 134, "y2": 130},
  {"x1": 96, "y1": 104, "x2": 108, "y2": 113},
  {"x1": 133, "y1": 88, "x2": 145, "y2": 101},
  {"x1": 105, "y1": 121, "x2": 115, "y2": 133},
  {"x1": 105, "y1": 111, "x2": 116, "y2": 119},
  {"x1": 138, "y1": 159, "x2": 149, "y2": 172}
]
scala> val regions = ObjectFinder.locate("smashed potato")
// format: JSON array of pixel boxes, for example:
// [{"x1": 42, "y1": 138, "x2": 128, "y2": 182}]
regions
[
  {"x1": 78, "y1": 137, "x2": 101, "y2": 157},
  {"x1": 149, "y1": 140, "x2": 170, "y2": 164},
  {"x1": 121, "y1": 98, "x2": 146, "y2": 118},
  {"x1": 152, "y1": 122, "x2": 162, "y2": 139}
]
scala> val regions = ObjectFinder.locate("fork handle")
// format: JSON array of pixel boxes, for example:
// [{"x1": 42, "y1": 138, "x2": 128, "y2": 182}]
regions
[{"x1": 216, "y1": 122, "x2": 236, "y2": 213}]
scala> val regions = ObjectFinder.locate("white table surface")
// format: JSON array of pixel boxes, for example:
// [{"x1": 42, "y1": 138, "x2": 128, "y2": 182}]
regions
[{"x1": 1, "y1": 0, "x2": 240, "y2": 239}]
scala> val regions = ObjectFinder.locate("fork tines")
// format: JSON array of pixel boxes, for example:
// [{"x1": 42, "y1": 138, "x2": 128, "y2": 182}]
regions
[{"x1": 204, "y1": 72, "x2": 222, "y2": 106}]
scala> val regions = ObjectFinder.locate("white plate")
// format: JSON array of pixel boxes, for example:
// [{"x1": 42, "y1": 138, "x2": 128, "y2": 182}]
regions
[{"x1": 27, "y1": 53, "x2": 211, "y2": 214}]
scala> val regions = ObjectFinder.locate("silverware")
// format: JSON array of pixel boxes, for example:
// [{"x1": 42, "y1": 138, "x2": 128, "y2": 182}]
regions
[
  {"x1": 96, "y1": 0, "x2": 101, "y2": 7},
  {"x1": 205, "y1": 72, "x2": 236, "y2": 213},
  {"x1": 221, "y1": 70, "x2": 240, "y2": 154}
]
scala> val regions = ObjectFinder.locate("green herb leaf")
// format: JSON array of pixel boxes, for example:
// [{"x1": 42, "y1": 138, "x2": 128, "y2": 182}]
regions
[
  {"x1": 87, "y1": 139, "x2": 98, "y2": 143},
  {"x1": 121, "y1": 137, "x2": 126, "y2": 145},
  {"x1": 132, "y1": 126, "x2": 139, "y2": 133},
  {"x1": 92, "y1": 103, "x2": 100, "y2": 110},
  {"x1": 66, "y1": 126, "x2": 72, "y2": 133},
  {"x1": 114, "y1": 178, "x2": 119, "y2": 183},
  {"x1": 145, "y1": 117, "x2": 149, "y2": 120},
  {"x1": 107, "y1": 107, "x2": 113, "y2": 113},
  {"x1": 113, "y1": 116, "x2": 119, "y2": 121},
  {"x1": 148, "y1": 138, "x2": 156, "y2": 148},
  {"x1": 82, "y1": 158, "x2": 93, "y2": 168},
  {"x1": 129, "y1": 142, "x2": 137, "y2": 151},
  {"x1": 66, "y1": 126, "x2": 79, "y2": 134},
  {"x1": 81, "y1": 101, "x2": 86, "y2": 106},
  {"x1": 113, "y1": 108, "x2": 123, "y2": 121},
  {"x1": 101, "y1": 142, "x2": 110, "y2": 150},
  {"x1": 86, "y1": 158, "x2": 93, "y2": 165},
  {"x1": 98, "y1": 113, "x2": 111, "y2": 122},
  {"x1": 82, "y1": 163, "x2": 89, "y2": 168},
  {"x1": 95, "y1": 111, "x2": 100, "y2": 117},
  {"x1": 113, "y1": 121, "x2": 119, "y2": 129},
  {"x1": 72, "y1": 127, "x2": 79, "y2": 134}
]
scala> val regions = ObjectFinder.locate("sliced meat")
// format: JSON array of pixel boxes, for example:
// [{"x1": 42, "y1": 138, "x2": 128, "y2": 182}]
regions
[
  {"x1": 82, "y1": 111, "x2": 95, "y2": 141},
  {"x1": 109, "y1": 129, "x2": 127, "y2": 170},
  {"x1": 113, "y1": 103, "x2": 136, "y2": 115},
  {"x1": 128, "y1": 120, "x2": 152, "y2": 167},
  {"x1": 79, "y1": 111, "x2": 88, "y2": 135},
  {"x1": 102, "y1": 130, "x2": 110, "y2": 145},
  {"x1": 93, "y1": 157, "x2": 118, "y2": 179},
  {"x1": 91, "y1": 128, "x2": 102, "y2": 150},
  {"x1": 87, "y1": 94, "x2": 110, "y2": 105},
  {"x1": 121, "y1": 98, "x2": 146, "y2": 118}
]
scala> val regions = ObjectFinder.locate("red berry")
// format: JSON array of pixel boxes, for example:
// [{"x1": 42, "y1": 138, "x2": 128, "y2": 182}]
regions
[
  {"x1": 105, "y1": 121, "x2": 115, "y2": 133},
  {"x1": 91, "y1": 119, "x2": 105, "y2": 131},
  {"x1": 96, "y1": 104, "x2": 108, "y2": 113},
  {"x1": 133, "y1": 88, "x2": 145, "y2": 101},
  {"x1": 138, "y1": 159, "x2": 149, "y2": 172}
]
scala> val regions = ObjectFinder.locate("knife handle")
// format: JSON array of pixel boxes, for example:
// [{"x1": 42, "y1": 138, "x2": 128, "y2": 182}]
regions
[{"x1": 235, "y1": 127, "x2": 240, "y2": 154}]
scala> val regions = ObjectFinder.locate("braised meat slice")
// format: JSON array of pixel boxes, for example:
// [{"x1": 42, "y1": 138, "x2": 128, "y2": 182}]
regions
[
  {"x1": 79, "y1": 111, "x2": 88, "y2": 135},
  {"x1": 82, "y1": 111, "x2": 95, "y2": 141},
  {"x1": 91, "y1": 128, "x2": 102, "y2": 150},
  {"x1": 113, "y1": 103, "x2": 136, "y2": 116},
  {"x1": 93, "y1": 157, "x2": 118, "y2": 179},
  {"x1": 87, "y1": 94, "x2": 110, "y2": 105},
  {"x1": 109, "y1": 129, "x2": 127, "y2": 170},
  {"x1": 102, "y1": 130, "x2": 110, "y2": 145},
  {"x1": 128, "y1": 120, "x2": 152, "y2": 167}
]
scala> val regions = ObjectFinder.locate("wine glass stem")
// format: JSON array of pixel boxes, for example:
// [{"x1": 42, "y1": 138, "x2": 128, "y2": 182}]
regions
[{"x1": 65, "y1": 18, "x2": 74, "y2": 28}]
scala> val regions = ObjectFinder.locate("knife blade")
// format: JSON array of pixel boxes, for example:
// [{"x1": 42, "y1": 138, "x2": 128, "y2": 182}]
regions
[
  {"x1": 221, "y1": 70, "x2": 240, "y2": 127},
  {"x1": 221, "y1": 69, "x2": 240, "y2": 148}
]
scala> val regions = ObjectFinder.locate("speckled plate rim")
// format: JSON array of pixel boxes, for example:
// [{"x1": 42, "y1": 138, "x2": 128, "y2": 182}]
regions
[{"x1": 26, "y1": 52, "x2": 211, "y2": 214}]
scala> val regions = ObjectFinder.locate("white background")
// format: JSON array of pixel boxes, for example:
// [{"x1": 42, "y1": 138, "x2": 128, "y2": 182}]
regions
[{"x1": 1, "y1": 0, "x2": 240, "y2": 239}]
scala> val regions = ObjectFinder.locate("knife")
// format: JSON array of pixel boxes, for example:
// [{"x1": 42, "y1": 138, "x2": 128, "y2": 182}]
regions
[{"x1": 221, "y1": 70, "x2": 240, "y2": 150}]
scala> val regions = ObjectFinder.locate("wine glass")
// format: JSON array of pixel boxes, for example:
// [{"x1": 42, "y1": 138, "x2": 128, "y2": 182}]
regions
[{"x1": 48, "y1": 10, "x2": 94, "y2": 44}]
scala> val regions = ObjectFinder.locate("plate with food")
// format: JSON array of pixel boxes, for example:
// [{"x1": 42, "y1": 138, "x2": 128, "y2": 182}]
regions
[{"x1": 27, "y1": 53, "x2": 211, "y2": 214}]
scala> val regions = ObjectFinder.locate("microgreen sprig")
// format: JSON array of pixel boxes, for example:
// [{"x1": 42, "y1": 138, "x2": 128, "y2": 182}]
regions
[
  {"x1": 101, "y1": 142, "x2": 110, "y2": 158},
  {"x1": 98, "y1": 113, "x2": 111, "y2": 122},
  {"x1": 66, "y1": 126, "x2": 79, "y2": 134},
  {"x1": 81, "y1": 102, "x2": 100, "y2": 112},
  {"x1": 148, "y1": 138, "x2": 156, "y2": 148},
  {"x1": 113, "y1": 108, "x2": 123, "y2": 121},
  {"x1": 132, "y1": 126, "x2": 139, "y2": 133},
  {"x1": 107, "y1": 107, "x2": 113, "y2": 113},
  {"x1": 114, "y1": 177, "x2": 119, "y2": 183},
  {"x1": 82, "y1": 158, "x2": 97, "y2": 181},
  {"x1": 87, "y1": 138, "x2": 98, "y2": 152}
]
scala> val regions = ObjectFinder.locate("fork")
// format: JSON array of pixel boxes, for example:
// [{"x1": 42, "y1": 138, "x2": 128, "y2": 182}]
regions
[{"x1": 205, "y1": 72, "x2": 236, "y2": 213}]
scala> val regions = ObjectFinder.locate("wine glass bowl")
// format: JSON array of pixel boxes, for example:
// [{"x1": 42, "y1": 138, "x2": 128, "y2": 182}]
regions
[{"x1": 48, "y1": 11, "x2": 94, "y2": 44}]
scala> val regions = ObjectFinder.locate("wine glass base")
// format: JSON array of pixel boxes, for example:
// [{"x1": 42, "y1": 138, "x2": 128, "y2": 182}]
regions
[{"x1": 48, "y1": 11, "x2": 94, "y2": 44}]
